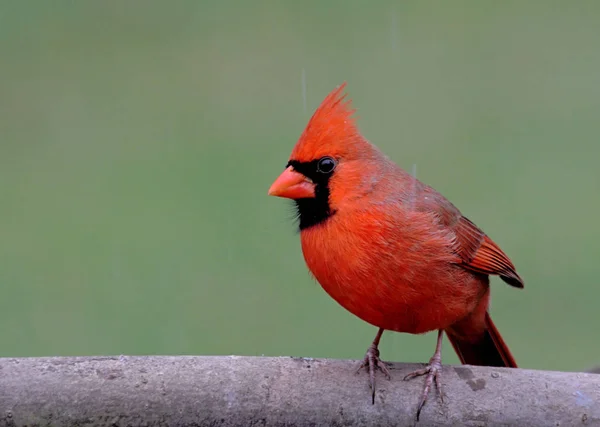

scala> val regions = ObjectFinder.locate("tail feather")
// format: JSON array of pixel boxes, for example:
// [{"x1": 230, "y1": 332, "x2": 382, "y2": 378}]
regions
[{"x1": 446, "y1": 312, "x2": 517, "y2": 368}]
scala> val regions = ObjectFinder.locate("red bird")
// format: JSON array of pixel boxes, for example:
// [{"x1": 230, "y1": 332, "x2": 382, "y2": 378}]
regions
[{"x1": 268, "y1": 83, "x2": 523, "y2": 419}]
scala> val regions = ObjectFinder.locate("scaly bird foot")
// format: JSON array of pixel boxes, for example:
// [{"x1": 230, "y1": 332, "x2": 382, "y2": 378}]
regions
[
  {"x1": 355, "y1": 342, "x2": 391, "y2": 404},
  {"x1": 403, "y1": 355, "x2": 444, "y2": 421}
]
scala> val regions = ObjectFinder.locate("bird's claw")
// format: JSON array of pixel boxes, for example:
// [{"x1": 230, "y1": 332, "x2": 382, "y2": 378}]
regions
[
  {"x1": 355, "y1": 343, "x2": 391, "y2": 403},
  {"x1": 403, "y1": 356, "x2": 444, "y2": 421}
]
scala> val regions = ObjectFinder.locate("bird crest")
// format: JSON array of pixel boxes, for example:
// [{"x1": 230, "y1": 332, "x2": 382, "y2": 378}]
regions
[{"x1": 290, "y1": 82, "x2": 365, "y2": 161}]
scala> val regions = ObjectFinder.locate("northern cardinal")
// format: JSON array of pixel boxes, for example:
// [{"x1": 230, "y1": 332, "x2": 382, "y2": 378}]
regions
[{"x1": 268, "y1": 83, "x2": 523, "y2": 419}]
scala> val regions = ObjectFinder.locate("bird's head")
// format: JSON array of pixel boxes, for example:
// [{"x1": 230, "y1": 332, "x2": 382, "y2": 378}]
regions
[{"x1": 268, "y1": 83, "x2": 383, "y2": 230}]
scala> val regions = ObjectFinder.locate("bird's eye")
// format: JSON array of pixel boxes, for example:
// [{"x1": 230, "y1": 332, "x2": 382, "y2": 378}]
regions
[{"x1": 316, "y1": 157, "x2": 336, "y2": 174}]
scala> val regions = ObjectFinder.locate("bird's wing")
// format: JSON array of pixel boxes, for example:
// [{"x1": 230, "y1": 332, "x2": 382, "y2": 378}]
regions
[
  {"x1": 452, "y1": 216, "x2": 523, "y2": 288},
  {"x1": 418, "y1": 186, "x2": 524, "y2": 288}
]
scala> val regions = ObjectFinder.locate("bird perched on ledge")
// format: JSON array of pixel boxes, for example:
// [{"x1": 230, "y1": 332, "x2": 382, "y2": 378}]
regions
[{"x1": 267, "y1": 83, "x2": 523, "y2": 420}]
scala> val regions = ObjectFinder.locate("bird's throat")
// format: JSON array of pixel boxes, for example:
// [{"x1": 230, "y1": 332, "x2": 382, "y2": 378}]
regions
[{"x1": 294, "y1": 184, "x2": 335, "y2": 230}]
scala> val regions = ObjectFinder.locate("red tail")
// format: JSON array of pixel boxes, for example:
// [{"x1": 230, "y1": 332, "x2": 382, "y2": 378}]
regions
[{"x1": 446, "y1": 312, "x2": 517, "y2": 368}]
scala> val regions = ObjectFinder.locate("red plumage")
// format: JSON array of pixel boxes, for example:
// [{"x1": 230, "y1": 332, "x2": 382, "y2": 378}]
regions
[{"x1": 268, "y1": 83, "x2": 523, "y2": 419}]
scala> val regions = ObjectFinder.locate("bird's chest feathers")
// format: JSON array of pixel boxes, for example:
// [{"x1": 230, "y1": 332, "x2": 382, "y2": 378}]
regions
[
  {"x1": 301, "y1": 225, "x2": 369, "y2": 289},
  {"x1": 299, "y1": 214, "x2": 409, "y2": 303},
  {"x1": 297, "y1": 210, "x2": 467, "y2": 334}
]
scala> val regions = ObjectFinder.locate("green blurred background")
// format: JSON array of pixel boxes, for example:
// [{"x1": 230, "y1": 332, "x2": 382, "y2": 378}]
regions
[{"x1": 1, "y1": 1, "x2": 599, "y2": 373}]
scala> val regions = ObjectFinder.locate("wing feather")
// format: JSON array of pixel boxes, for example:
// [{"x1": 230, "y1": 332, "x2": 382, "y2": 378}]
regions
[
  {"x1": 453, "y1": 216, "x2": 524, "y2": 288},
  {"x1": 417, "y1": 185, "x2": 524, "y2": 288}
]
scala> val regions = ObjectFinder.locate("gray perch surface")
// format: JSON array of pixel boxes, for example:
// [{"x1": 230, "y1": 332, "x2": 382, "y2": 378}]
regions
[{"x1": 0, "y1": 356, "x2": 598, "y2": 427}]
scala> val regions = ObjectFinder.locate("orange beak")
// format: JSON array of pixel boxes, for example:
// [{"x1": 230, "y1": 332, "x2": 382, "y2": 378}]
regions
[{"x1": 268, "y1": 166, "x2": 315, "y2": 199}]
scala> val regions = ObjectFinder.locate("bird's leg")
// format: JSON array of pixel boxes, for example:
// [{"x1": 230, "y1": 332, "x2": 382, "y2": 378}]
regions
[
  {"x1": 355, "y1": 328, "x2": 391, "y2": 403},
  {"x1": 403, "y1": 329, "x2": 445, "y2": 421}
]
